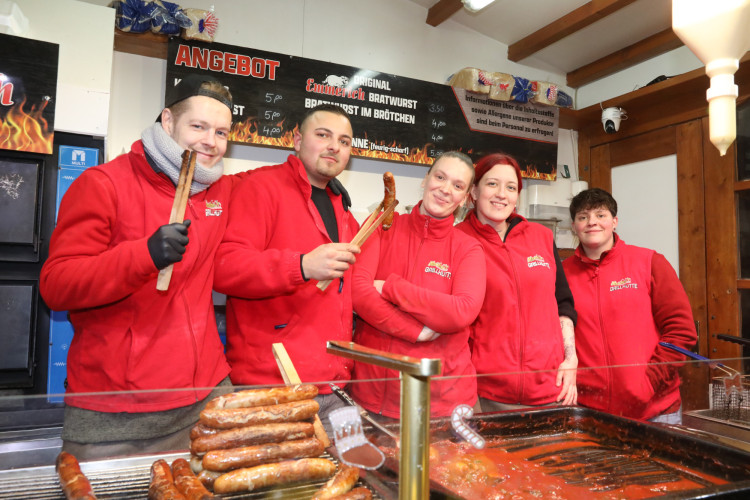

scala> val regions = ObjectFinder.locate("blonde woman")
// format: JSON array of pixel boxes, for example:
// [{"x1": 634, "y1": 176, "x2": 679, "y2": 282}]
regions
[{"x1": 350, "y1": 151, "x2": 486, "y2": 418}]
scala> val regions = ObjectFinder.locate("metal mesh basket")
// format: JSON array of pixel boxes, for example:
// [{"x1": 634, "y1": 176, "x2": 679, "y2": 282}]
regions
[{"x1": 709, "y1": 375, "x2": 750, "y2": 422}]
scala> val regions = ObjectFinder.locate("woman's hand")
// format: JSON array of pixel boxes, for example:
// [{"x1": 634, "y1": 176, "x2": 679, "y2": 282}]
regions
[
  {"x1": 555, "y1": 355, "x2": 578, "y2": 405},
  {"x1": 556, "y1": 315, "x2": 577, "y2": 405},
  {"x1": 373, "y1": 280, "x2": 385, "y2": 294},
  {"x1": 417, "y1": 326, "x2": 441, "y2": 342}
]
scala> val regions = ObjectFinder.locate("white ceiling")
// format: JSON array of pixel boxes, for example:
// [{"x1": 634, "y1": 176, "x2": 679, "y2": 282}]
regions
[
  {"x1": 408, "y1": 0, "x2": 673, "y2": 75},
  {"x1": 77, "y1": 0, "x2": 676, "y2": 85}
]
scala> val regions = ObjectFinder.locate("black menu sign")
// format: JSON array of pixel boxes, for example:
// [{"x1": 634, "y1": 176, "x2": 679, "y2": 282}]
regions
[
  {"x1": 166, "y1": 38, "x2": 558, "y2": 179},
  {"x1": 0, "y1": 33, "x2": 59, "y2": 154}
]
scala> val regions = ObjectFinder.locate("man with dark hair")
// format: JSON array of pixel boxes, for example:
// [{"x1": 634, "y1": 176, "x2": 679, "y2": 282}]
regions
[
  {"x1": 563, "y1": 188, "x2": 696, "y2": 423},
  {"x1": 40, "y1": 74, "x2": 236, "y2": 458},
  {"x1": 214, "y1": 104, "x2": 359, "y2": 426}
]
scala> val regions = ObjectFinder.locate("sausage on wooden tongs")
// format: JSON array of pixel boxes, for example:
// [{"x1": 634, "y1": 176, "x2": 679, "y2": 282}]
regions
[
  {"x1": 317, "y1": 172, "x2": 398, "y2": 291},
  {"x1": 56, "y1": 451, "x2": 97, "y2": 500}
]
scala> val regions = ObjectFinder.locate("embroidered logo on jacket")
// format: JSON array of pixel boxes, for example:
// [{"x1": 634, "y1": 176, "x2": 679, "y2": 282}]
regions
[
  {"x1": 527, "y1": 254, "x2": 551, "y2": 269},
  {"x1": 610, "y1": 277, "x2": 638, "y2": 291},
  {"x1": 205, "y1": 200, "x2": 223, "y2": 216},
  {"x1": 425, "y1": 260, "x2": 452, "y2": 279}
]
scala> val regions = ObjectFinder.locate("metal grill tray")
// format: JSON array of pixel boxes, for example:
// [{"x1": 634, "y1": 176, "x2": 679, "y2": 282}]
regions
[
  {"x1": 364, "y1": 406, "x2": 750, "y2": 500},
  {"x1": 0, "y1": 451, "x2": 380, "y2": 499},
  {"x1": 683, "y1": 408, "x2": 750, "y2": 448}
]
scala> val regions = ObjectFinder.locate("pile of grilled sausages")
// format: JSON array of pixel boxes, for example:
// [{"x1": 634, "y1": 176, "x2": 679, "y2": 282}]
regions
[
  {"x1": 188, "y1": 384, "x2": 370, "y2": 498},
  {"x1": 55, "y1": 385, "x2": 369, "y2": 499}
]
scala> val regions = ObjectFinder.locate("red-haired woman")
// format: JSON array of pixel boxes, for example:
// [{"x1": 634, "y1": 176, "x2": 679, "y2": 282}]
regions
[{"x1": 456, "y1": 152, "x2": 578, "y2": 411}]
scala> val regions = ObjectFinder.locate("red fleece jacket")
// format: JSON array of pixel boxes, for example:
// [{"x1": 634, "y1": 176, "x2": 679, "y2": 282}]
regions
[
  {"x1": 456, "y1": 212, "x2": 572, "y2": 405},
  {"x1": 563, "y1": 236, "x2": 696, "y2": 420},
  {"x1": 214, "y1": 155, "x2": 359, "y2": 391},
  {"x1": 40, "y1": 140, "x2": 233, "y2": 412},
  {"x1": 350, "y1": 203, "x2": 486, "y2": 418}
]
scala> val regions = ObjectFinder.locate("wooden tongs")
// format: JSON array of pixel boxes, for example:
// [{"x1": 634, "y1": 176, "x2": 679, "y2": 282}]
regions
[
  {"x1": 156, "y1": 150, "x2": 196, "y2": 291},
  {"x1": 272, "y1": 342, "x2": 331, "y2": 447},
  {"x1": 317, "y1": 174, "x2": 399, "y2": 291}
]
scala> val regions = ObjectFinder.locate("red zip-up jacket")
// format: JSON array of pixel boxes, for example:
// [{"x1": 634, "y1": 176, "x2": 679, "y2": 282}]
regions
[
  {"x1": 214, "y1": 155, "x2": 358, "y2": 391},
  {"x1": 40, "y1": 140, "x2": 232, "y2": 412},
  {"x1": 456, "y1": 212, "x2": 572, "y2": 405},
  {"x1": 563, "y1": 236, "x2": 696, "y2": 420},
  {"x1": 350, "y1": 203, "x2": 486, "y2": 418}
]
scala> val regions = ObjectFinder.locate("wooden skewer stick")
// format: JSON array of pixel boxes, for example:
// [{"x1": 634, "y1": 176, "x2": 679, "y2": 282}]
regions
[
  {"x1": 156, "y1": 150, "x2": 197, "y2": 291},
  {"x1": 271, "y1": 343, "x2": 331, "y2": 448},
  {"x1": 316, "y1": 199, "x2": 399, "y2": 291}
]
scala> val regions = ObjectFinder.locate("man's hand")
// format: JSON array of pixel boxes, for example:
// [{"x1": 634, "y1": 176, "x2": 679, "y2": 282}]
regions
[
  {"x1": 301, "y1": 243, "x2": 359, "y2": 281},
  {"x1": 147, "y1": 220, "x2": 191, "y2": 270}
]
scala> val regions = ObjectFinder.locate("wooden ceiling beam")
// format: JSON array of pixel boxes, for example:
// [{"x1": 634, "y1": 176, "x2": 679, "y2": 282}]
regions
[
  {"x1": 566, "y1": 28, "x2": 684, "y2": 88},
  {"x1": 426, "y1": 0, "x2": 463, "y2": 27},
  {"x1": 507, "y1": 0, "x2": 639, "y2": 62}
]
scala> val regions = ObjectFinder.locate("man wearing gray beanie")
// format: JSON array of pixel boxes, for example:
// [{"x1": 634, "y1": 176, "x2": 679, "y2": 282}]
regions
[{"x1": 41, "y1": 74, "x2": 237, "y2": 459}]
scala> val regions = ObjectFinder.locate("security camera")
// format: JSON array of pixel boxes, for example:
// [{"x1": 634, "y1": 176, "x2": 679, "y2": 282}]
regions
[{"x1": 601, "y1": 107, "x2": 625, "y2": 134}]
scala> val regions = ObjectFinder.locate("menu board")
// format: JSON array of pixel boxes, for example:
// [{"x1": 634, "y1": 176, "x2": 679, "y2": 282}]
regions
[
  {"x1": 166, "y1": 38, "x2": 558, "y2": 179},
  {"x1": 0, "y1": 33, "x2": 59, "y2": 154}
]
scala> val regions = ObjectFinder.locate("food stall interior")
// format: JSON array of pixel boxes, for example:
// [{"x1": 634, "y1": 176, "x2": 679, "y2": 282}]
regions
[{"x1": 1, "y1": 356, "x2": 750, "y2": 499}]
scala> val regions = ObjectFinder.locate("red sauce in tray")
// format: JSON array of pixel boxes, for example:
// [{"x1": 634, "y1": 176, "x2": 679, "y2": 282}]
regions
[{"x1": 383, "y1": 431, "x2": 730, "y2": 499}]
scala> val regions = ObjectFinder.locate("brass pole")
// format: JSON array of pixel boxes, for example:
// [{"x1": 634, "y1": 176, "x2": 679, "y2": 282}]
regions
[
  {"x1": 326, "y1": 341, "x2": 441, "y2": 500},
  {"x1": 399, "y1": 372, "x2": 431, "y2": 500}
]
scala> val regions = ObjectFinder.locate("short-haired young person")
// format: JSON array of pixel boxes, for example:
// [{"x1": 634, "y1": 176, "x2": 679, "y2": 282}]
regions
[{"x1": 563, "y1": 188, "x2": 697, "y2": 423}]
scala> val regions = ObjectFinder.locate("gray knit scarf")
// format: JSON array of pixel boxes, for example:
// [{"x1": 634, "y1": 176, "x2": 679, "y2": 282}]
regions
[{"x1": 141, "y1": 122, "x2": 224, "y2": 195}]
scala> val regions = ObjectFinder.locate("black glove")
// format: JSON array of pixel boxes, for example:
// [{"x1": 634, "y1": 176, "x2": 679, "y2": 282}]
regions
[
  {"x1": 147, "y1": 220, "x2": 191, "y2": 270},
  {"x1": 328, "y1": 177, "x2": 351, "y2": 212}
]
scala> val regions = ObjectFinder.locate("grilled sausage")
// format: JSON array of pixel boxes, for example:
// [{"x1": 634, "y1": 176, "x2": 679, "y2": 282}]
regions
[
  {"x1": 189, "y1": 455, "x2": 204, "y2": 474},
  {"x1": 148, "y1": 459, "x2": 186, "y2": 500},
  {"x1": 197, "y1": 470, "x2": 221, "y2": 490},
  {"x1": 212, "y1": 458, "x2": 336, "y2": 494},
  {"x1": 382, "y1": 172, "x2": 396, "y2": 230},
  {"x1": 204, "y1": 384, "x2": 319, "y2": 410},
  {"x1": 171, "y1": 458, "x2": 214, "y2": 500},
  {"x1": 189, "y1": 424, "x2": 221, "y2": 440},
  {"x1": 312, "y1": 464, "x2": 361, "y2": 499},
  {"x1": 330, "y1": 487, "x2": 373, "y2": 500},
  {"x1": 200, "y1": 399, "x2": 319, "y2": 429},
  {"x1": 56, "y1": 451, "x2": 97, "y2": 500},
  {"x1": 191, "y1": 421, "x2": 315, "y2": 455},
  {"x1": 202, "y1": 436, "x2": 325, "y2": 472}
]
